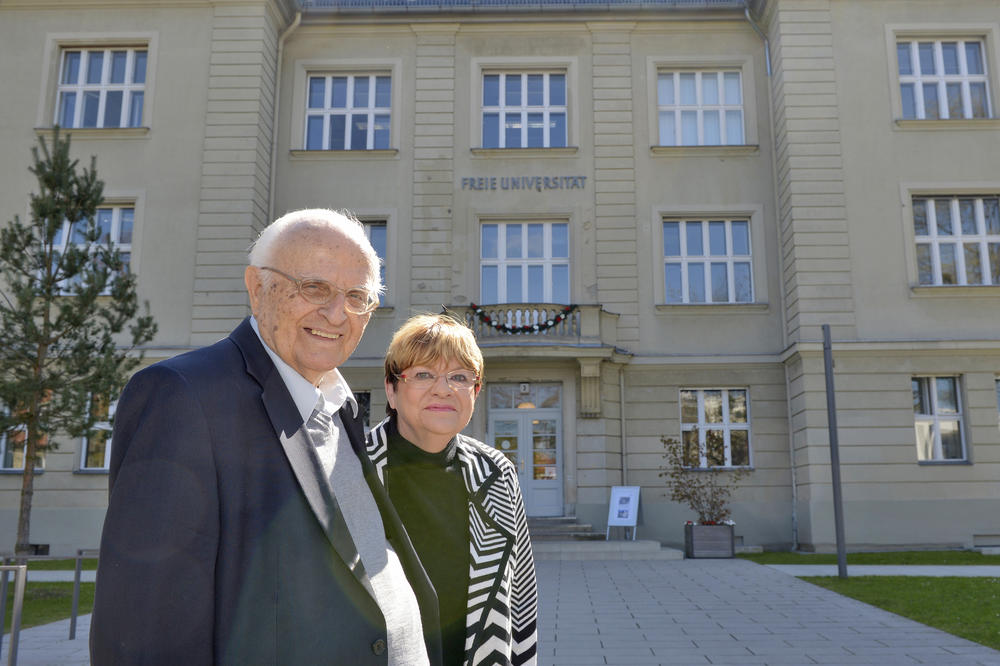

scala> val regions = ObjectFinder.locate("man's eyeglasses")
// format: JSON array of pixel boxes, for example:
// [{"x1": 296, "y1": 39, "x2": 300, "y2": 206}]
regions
[
  {"x1": 395, "y1": 370, "x2": 479, "y2": 391},
  {"x1": 259, "y1": 266, "x2": 379, "y2": 315}
]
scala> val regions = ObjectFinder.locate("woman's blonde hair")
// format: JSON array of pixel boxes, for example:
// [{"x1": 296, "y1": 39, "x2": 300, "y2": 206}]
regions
[{"x1": 384, "y1": 314, "x2": 484, "y2": 414}]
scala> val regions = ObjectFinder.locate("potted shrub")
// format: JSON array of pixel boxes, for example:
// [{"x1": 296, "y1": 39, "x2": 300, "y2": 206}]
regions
[{"x1": 659, "y1": 433, "x2": 750, "y2": 558}]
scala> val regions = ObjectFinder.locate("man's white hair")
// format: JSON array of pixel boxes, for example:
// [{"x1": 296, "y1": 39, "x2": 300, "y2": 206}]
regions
[{"x1": 248, "y1": 208, "x2": 383, "y2": 294}]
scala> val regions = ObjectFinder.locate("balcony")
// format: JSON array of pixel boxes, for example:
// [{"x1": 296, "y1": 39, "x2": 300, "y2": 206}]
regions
[{"x1": 449, "y1": 303, "x2": 619, "y2": 355}]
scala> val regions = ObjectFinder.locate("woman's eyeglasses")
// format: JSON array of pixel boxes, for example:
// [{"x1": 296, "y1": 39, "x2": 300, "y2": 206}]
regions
[{"x1": 395, "y1": 370, "x2": 479, "y2": 391}]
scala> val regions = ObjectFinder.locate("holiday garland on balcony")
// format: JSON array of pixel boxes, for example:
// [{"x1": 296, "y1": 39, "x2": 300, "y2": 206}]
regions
[{"x1": 469, "y1": 303, "x2": 578, "y2": 334}]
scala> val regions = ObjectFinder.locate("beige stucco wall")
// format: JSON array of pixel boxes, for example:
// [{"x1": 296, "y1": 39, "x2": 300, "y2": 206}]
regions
[{"x1": 829, "y1": 0, "x2": 1000, "y2": 341}]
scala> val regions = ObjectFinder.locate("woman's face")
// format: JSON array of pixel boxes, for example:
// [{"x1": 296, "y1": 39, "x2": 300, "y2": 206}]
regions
[{"x1": 386, "y1": 357, "x2": 480, "y2": 453}]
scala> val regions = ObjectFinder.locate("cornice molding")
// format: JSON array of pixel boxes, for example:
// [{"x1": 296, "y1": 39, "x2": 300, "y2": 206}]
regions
[
  {"x1": 2, "y1": 0, "x2": 295, "y2": 11},
  {"x1": 781, "y1": 338, "x2": 1000, "y2": 362},
  {"x1": 894, "y1": 118, "x2": 1000, "y2": 132},
  {"x1": 651, "y1": 144, "x2": 760, "y2": 158}
]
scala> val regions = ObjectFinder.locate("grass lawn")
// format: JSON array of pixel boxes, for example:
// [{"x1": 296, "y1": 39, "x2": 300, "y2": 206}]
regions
[
  {"x1": 802, "y1": 575, "x2": 1000, "y2": 652},
  {"x1": 2, "y1": 582, "x2": 94, "y2": 634},
  {"x1": 19, "y1": 558, "x2": 98, "y2": 571},
  {"x1": 739, "y1": 549, "x2": 998, "y2": 565}
]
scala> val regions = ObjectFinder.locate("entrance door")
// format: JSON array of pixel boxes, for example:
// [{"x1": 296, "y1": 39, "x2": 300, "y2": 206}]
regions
[{"x1": 488, "y1": 408, "x2": 562, "y2": 517}]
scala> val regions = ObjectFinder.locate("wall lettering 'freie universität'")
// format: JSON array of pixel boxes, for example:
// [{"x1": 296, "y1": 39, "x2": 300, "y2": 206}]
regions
[{"x1": 460, "y1": 175, "x2": 587, "y2": 192}]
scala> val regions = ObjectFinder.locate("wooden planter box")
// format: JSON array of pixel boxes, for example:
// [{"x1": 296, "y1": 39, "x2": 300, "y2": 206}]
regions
[{"x1": 684, "y1": 523, "x2": 735, "y2": 558}]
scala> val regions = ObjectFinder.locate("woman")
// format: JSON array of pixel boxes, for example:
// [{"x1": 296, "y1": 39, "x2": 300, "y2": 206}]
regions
[{"x1": 365, "y1": 314, "x2": 538, "y2": 666}]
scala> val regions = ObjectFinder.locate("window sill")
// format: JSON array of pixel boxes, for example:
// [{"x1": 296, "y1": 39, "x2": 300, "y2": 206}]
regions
[
  {"x1": 917, "y1": 459, "x2": 971, "y2": 466},
  {"x1": 289, "y1": 149, "x2": 399, "y2": 161},
  {"x1": 35, "y1": 127, "x2": 150, "y2": 140},
  {"x1": 656, "y1": 302, "x2": 769, "y2": 314},
  {"x1": 650, "y1": 145, "x2": 759, "y2": 157},
  {"x1": 74, "y1": 468, "x2": 109, "y2": 475},
  {"x1": 470, "y1": 147, "x2": 579, "y2": 159},
  {"x1": 910, "y1": 285, "x2": 1000, "y2": 298},
  {"x1": 372, "y1": 306, "x2": 395, "y2": 317},
  {"x1": 683, "y1": 466, "x2": 753, "y2": 472},
  {"x1": 894, "y1": 118, "x2": 1000, "y2": 131},
  {"x1": 0, "y1": 469, "x2": 44, "y2": 475}
]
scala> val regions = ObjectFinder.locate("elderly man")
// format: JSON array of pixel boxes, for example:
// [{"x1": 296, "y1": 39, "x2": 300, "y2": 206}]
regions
[{"x1": 91, "y1": 209, "x2": 441, "y2": 665}]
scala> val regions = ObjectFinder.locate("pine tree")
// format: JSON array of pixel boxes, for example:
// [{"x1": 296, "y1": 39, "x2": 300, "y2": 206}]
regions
[{"x1": 0, "y1": 128, "x2": 157, "y2": 559}]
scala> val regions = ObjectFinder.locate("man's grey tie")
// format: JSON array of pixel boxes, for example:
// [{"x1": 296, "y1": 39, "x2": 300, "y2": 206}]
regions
[{"x1": 304, "y1": 405, "x2": 430, "y2": 665}]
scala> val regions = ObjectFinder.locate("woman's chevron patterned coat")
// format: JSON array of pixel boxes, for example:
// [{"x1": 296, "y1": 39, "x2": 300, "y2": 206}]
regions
[{"x1": 367, "y1": 417, "x2": 539, "y2": 666}]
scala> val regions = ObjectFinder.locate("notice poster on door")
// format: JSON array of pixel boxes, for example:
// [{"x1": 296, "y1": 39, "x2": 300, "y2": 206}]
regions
[{"x1": 606, "y1": 486, "x2": 640, "y2": 528}]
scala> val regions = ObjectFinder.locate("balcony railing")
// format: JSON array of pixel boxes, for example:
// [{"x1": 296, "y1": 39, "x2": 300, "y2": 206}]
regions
[
  {"x1": 300, "y1": 0, "x2": 745, "y2": 12},
  {"x1": 449, "y1": 303, "x2": 618, "y2": 348}
]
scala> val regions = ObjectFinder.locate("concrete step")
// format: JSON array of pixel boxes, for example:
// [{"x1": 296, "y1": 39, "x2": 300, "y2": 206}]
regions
[
  {"x1": 532, "y1": 539, "x2": 684, "y2": 561},
  {"x1": 528, "y1": 516, "x2": 604, "y2": 541},
  {"x1": 531, "y1": 532, "x2": 606, "y2": 542},
  {"x1": 529, "y1": 522, "x2": 599, "y2": 534}
]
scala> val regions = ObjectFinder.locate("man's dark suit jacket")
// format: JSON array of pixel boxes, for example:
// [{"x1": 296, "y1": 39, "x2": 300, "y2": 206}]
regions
[{"x1": 90, "y1": 318, "x2": 442, "y2": 665}]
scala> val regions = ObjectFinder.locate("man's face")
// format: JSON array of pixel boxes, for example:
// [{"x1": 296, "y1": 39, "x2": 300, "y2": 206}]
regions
[{"x1": 245, "y1": 227, "x2": 374, "y2": 385}]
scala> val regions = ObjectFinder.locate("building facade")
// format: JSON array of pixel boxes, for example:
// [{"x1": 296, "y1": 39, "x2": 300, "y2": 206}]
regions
[{"x1": 0, "y1": 0, "x2": 998, "y2": 556}]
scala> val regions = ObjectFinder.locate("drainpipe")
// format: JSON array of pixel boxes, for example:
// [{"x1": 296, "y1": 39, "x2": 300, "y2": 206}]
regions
[
  {"x1": 745, "y1": 0, "x2": 798, "y2": 549},
  {"x1": 267, "y1": 11, "x2": 302, "y2": 223},
  {"x1": 619, "y1": 367, "x2": 627, "y2": 486},
  {"x1": 743, "y1": 1, "x2": 771, "y2": 78}
]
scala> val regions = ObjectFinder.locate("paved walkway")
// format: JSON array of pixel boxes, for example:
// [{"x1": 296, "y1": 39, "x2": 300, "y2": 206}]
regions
[{"x1": 3, "y1": 560, "x2": 1000, "y2": 665}]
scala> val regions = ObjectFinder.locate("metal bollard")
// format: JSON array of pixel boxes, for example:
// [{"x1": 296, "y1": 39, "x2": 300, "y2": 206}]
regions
[
  {"x1": 69, "y1": 551, "x2": 82, "y2": 640},
  {"x1": 69, "y1": 548, "x2": 98, "y2": 640},
  {"x1": 0, "y1": 564, "x2": 29, "y2": 666},
  {"x1": 0, "y1": 556, "x2": 10, "y2": 659}
]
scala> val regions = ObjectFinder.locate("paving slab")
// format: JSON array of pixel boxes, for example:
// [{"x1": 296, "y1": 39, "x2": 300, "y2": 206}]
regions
[
  {"x1": 536, "y1": 559, "x2": 1000, "y2": 666},
  {"x1": 3, "y1": 559, "x2": 1000, "y2": 665}
]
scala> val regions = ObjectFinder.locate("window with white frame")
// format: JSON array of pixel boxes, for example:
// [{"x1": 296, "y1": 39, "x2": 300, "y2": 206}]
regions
[
  {"x1": 995, "y1": 378, "x2": 1000, "y2": 428},
  {"x1": 897, "y1": 39, "x2": 991, "y2": 119},
  {"x1": 680, "y1": 388, "x2": 750, "y2": 468},
  {"x1": 913, "y1": 196, "x2": 1000, "y2": 286},
  {"x1": 0, "y1": 407, "x2": 45, "y2": 472},
  {"x1": 482, "y1": 72, "x2": 567, "y2": 148},
  {"x1": 54, "y1": 205, "x2": 134, "y2": 291},
  {"x1": 355, "y1": 391, "x2": 371, "y2": 434},
  {"x1": 305, "y1": 74, "x2": 391, "y2": 150},
  {"x1": 657, "y1": 70, "x2": 744, "y2": 146},
  {"x1": 480, "y1": 222, "x2": 569, "y2": 304},
  {"x1": 362, "y1": 220, "x2": 387, "y2": 304},
  {"x1": 56, "y1": 47, "x2": 147, "y2": 129},
  {"x1": 913, "y1": 376, "x2": 966, "y2": 461},
  {"x1": 81, "y1": 395, "x2": 116, "y2": 471},
  {"x1": 664, "y1": 218, "x2": 753, "y2": 304}
]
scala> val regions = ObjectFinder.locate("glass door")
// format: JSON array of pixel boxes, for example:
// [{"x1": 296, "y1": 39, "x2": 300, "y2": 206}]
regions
[{"x1": 488, "y1": 408, "x2": 562, "y2": 517}]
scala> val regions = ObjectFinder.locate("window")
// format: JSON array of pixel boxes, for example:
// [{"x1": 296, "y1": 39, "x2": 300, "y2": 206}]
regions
[
  {"x1": 305, "y1": 74, "x2": 391, "y2": 150},
  {"x1": 664, "y1": 218, "x2": 753, "y2": 304},
  {"x1": 0, "y1": 425, "x2": 28, "y2": 471},
  {"x1": 913, "y1": 376, "x2": 966, "y2": 461},
  {"x1": 996, "y1": 378, "x2": 1000, "y2": 428},
  {"x1": 0, "y1": 407, "x2": 46, "y2": 472},
  {"x1": 362, "y1": 221, "x2": 387, "y2": 304},
  {"x1": 680, "y1": 388, "x2": 750, "y2": 468},
  {"x1": 913, "y1": 196, "x2": 1000, "y2": 286},
  {"x1": 657, "y1": 70, "x2": 743, "y2": 146},
  {"x1": 355, "y1": 391, "x2": 371, "y2": 434},
  {"x1": 53, "y1": 205, "x2": 134, "y2": 290},
  {"x1": 482, "y1": 72, "x2": 566, "y2": 148},
  {"x1": 480, "y1": 222, "x2": 569, "y2": 304},
  {"x1": 56, "y1": 47, "x2": 147, "y2": 128},
  {"x1": 81, "y1": 395, "x2": 116, "y2": 470},
  {"x1": 897, "y1": 40, "x2": 991, "y2": 119}
]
